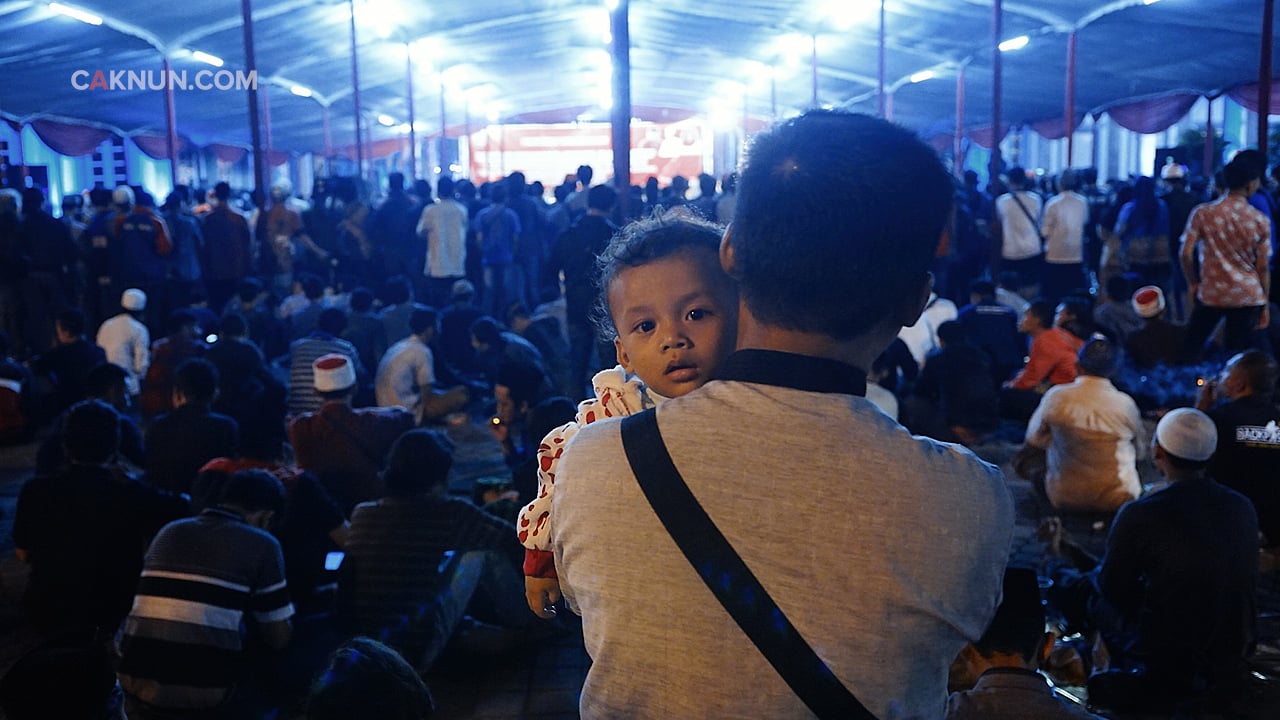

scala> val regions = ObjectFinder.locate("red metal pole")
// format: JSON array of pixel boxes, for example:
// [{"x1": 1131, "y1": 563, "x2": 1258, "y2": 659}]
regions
[
  {"x1": 877, "y1": 0, "x2": 886, "y2": 117},
  {"x1": 262, "y1": 84, "x2": 272, "y2": 177},
  {"x1": 1065, "y1": 30, "x2": 1077, "y2": 167},
  {"x1": 1259, "y1": 0, "x2": 1274, "y2": 155},
  {"x1": 162, "y1": 56, "x2": 179, "y2": 188},
  {"x1": 610, "y1": 0, "x2": 632, "y2": 217},
  {"x1": 955, "y1": 64, "x2": 966, "y2": 179},
  {"x1": 241, "y1": 0, "x2": 265, "y2": 199},
  {"x1": 991, "y1": 0, "x2": 1003, "y2": 177}
]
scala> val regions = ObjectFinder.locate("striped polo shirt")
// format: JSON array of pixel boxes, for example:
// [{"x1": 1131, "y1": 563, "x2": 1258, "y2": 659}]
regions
[{"x1": 118, "y1": 508, "x2": 294, "y2": 710}]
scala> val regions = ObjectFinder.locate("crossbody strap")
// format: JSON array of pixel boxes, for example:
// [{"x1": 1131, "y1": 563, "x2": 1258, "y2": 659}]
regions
[
  {"x1": 1009, "y1": 192, "x2": 1046, "y2": 243},
  {"x1": 619, "y1": 409, "x2": 877, "y2": 720}
]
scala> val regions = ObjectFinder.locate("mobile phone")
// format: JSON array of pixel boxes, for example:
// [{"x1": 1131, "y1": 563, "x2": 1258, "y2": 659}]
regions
[
  {"x1": 491, "y1": 416, "x2": 503, "y2": 426},
  {"x1": 324, "y1": 551, "x2": 344, "y2": 571}
]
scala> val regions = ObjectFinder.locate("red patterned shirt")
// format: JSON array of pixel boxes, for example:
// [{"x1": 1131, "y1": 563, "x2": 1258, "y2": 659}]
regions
[{"x1": 1182, "y1": 194, "x2": 1272, "y2": 308}]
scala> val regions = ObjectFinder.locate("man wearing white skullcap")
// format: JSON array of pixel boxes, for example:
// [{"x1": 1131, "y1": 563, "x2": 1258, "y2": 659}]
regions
[{"x1": 1044, "y1": 406, "x2": 1259, "y2": 712}]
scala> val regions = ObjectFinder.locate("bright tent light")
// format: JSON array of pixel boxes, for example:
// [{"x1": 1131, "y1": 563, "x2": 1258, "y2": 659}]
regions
[
  {"x1": 192, "y1": 50, "x2": 224, "y2": 67},
  {"x1": 909, "y1": 69, "x2": 935, "y2": 83},
  {"x1": 820, "y1": 0, "x2": 879, "y2": 31},
  {"x1": 998, "y1": 35, "x2": 1029, "y2": 52},
  {"x1": 290, "y1": 85, "x2": 313, "y2": 98},
  {"x1": 48, "y1": 2, "x2": 102, "y2": 26},
  {"x1": 377, "y1": 114, "x2": 396, "y2": 127}
]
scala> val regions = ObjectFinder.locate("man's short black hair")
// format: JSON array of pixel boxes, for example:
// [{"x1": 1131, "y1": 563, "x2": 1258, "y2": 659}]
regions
[
  {"x1": 384, "y1": 429, "x2": 453, "y2": 496},
  {"x1": 1224, "y1": 156, "x2": 1260, "y2": 191},
  {"x1": 349, "y1": 287, "x2": 374, "y2": 313},
  {"x1": 221, "y1": 313, "x2": 248, "y2": 338},
  {"x1": 305, "y1": 636, "x2": 435, "y2": 720},
  {"x1": 318, "y1": 308, "x2": 348, "y2": 335},
  {"x1": 936, "y1": 320, "x2": 967, "y2": 347},
  {"x1": 973, "y1": 568, "x2": 1045, "y2": 661},
  {"x1": 576, "y1": 164, "x2": 594, "y2": 185},
  {"x1": 969, "y1": 279, "x2": 996, "y2": 298},
  {"x1": 218, "y1": 469, "x2": 285, "y2": 514},
  {"x1": 85, "y1": 363, "x2": 129, "y2": 397},
  {"x1": 56, "y1": 309, "x2": 87, "y2": 337},
  {"x1": 237, "y1": 277, "x2": 264, "y2": 303},
  {"x1": 1232, "y1": 349, "x2": 1278, "y2": 396},
  {"x1": 174, "y1": 358, "x2": 219, "y2": 405},
  {"x1": 730, "y1": 111, "x2": 952, "y2": 341},
  {"x1": 436, "y1": 176, "x2": 455, "y2": 199},
  {"x1": 469, "y1": 316, "x2": 502, "y2": 346},
  {"x1": 1077, "y1": 338, "x2": 1119, "y2": 378},
  {"x1": 21, "y1": 187, "x2": 45, "y2": 214},
  {"x1": 587, "y1": 184, "x2": 617, "y2": 211},
  {"x1": 1105, "y1": 274, "x2": 1131, "y2": 301},
  {"x1": 301, "y1": 274, "x2": 325, "y2": 300},
  {"x1": 384, "y1": 275, "x2": 413, "y2": 306},
  {"x1": 409, "y1": 305, "x2": 438, "y2": 336},
  {"x1": 63, "y1": 400, "x2": 120, "y2": 465},
  {"x1": 496, "y1": 360, "x2": 549, "y2": 410},
  {"x1": 1025, "y1": 300, "x2": 1055, "y2": 329},
  {"x1": 214, "y1": 181, "x2": 232, "y2": 202}
]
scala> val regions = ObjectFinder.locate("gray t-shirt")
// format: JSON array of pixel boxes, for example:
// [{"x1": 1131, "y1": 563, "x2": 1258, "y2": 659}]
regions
[{"x1": 553, "y1": 377, "x2": 1014, "y2": 719}]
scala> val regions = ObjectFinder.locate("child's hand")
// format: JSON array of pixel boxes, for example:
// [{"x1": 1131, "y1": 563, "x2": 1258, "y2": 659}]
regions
[{"x1": 525, "y1": 576, "x2": 562, "y2": 619}]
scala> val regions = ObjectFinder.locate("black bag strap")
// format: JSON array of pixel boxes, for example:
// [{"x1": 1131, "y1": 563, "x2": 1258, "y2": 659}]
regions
[
  {"x1": 619, "y1": 409, "x2": 877, "y2": 720},
  {"x1": 1009, "y1": 192, "x2": 1047, "y2": 244}
]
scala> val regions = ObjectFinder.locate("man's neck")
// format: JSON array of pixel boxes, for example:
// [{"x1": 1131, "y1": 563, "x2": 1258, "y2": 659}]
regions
[{"x1": 734, "y1": 312, "x2": 895, "y2": 372}]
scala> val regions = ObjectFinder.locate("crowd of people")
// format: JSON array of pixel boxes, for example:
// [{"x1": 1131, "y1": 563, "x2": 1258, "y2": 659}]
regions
[{"x1": 0, "y1": 108, "x2": 1277, "y2": 719}]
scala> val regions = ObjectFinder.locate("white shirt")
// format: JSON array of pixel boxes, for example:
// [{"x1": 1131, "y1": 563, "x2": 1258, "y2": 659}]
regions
[
  {"x1": 996, "y1": 190, "x2": 1044, "y2": 261},
  {"x1": 417, "y1": 199, "x2": 468, "y2": 278},
  {"x1": 1025, "y1": 375, "x2": 1145, "y2": 513},
  {"x1": 374, "y1": 337, "x2": 435, "y2": 422},
  {"x1": 1042, "y1": 191, "x2": 1088, "y2": 264},
  {"x1": 96, "y1": 313, "x2": 150, "y2": 395}
]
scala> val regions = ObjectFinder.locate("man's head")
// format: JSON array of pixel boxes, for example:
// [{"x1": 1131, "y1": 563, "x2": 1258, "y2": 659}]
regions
[
  {"x1": 575, "y1": 164, "x2": 593, "y2": 187},
  {"x1": 318, "y1": 307, "x2": 348, "y2": 336},
  {"x1": 1219, "y1": 350, "x2": 1278, "y2": 401},
  {"x1": 120, "y1": 288, "x2": 147, "y2": 315},
  {"x1": 21, "y1": 187, "x2": 46, "y2": 216},
  {"x1": 1224, "y1": 154, "x2": 1262, "y2": 194},
  {"x1": 587, "y1": 184, "x2": 617, "y2": 213},
  {"x1": 935, "y1": 320, "x2": 967, "y2": 349},
  {"x1": 1019, "y1": 300, "x2": 1055, "y2": 335},
  {"x1": 384, "y1": 275, "x2": 413, "y2": 306},
  {"x1": 1076, "y1": 338, "x2": 1119, "y2": 378},
  {"x1": 221, "y1": 313, "x2": 249, "y2": 340},
  {"x1": 168, "y1": 309, "x2": 199, "y2": 340},
  {"x1": 451, "y1": 279, "x2": 475, "y2": 305},
  {"x1": 469, "y1": 316, "x2": 502, "y2": 353},
  {"x1": 349, "y1": 287, "x2": 375, "y2": 314},
  {"x1": 960, "y1": 568, "x2": 1052, "y2": 673},
  {"x1": 305, "y1": 637, "x2": 435, "y2": 720},
  {"x1": 54, "y1": 309, "x2": 87, "y2": 344},
  {"x1": 494, "y1": 360, "x2": 549, "y2": 425},
  {"x1": 387, "y1": 172, "x2": 405, "y2": 194},
  {"x1": 727, "y1": 111, "x2": 951, "y2": 348},
  {"x1": 313, "y1": 353, "x2": 358, "y2": 400},
  {"x1": 1153, "y1": 407, "x2": 1217, "y2": 477},
  {"x1": 383, "y1": 429, "x2": 454, "y2": 497},
  {"x1": 301, "y1": 273, "x2": 325, "y2": 301},
  {"x1": 173, "y1": 358, "x2": 219, "y2": 408},
  {"x1": 1005, "y1": 167, "x2": 1030, "y2": 190},
  {"x1": 409, "y1": 305, "x2": 438, "y2": 341},
  {"x1": 112, "y1": 184, "x2": 135, "y2": 210},
  {"x1": 968, "y1": 279, "x2": 996, "y2": 304},
  {"x1": 436, "y1": 175, "x2": 455, "y2": 201},
  {"x1": 85, "y1": 363, "x2": 130, "y2": 409},
  {"x1": 62, "y1": 400, "x2": 121, "y2": 466},
  {"x1": 217, "y1": 469, "x2": 286, "y2": 528},
  {"x1": 213, "y1": 181, "x2": 232, "y2": 203},
  {"x1": 237, "y1": 277, "x2": 264, "y2": 305}
]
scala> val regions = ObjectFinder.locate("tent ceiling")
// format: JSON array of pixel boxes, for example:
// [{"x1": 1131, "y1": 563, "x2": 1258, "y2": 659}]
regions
[{"x1": 0, "y1": 0, "x2": 1271, "y2": 155}]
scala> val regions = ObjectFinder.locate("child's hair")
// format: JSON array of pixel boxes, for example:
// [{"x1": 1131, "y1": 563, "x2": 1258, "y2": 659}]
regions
[{"x1": 591, "y1": 213, "x2": 727, "y2": 341}]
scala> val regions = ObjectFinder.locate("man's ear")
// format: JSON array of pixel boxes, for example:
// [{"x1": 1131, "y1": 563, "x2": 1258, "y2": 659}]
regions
[
  {"x1": 894, "y1": 272, "x2": 935, "y2": 328},
  {"x1": 719, "y1": 225, "x2": 739, "y2": 279}
]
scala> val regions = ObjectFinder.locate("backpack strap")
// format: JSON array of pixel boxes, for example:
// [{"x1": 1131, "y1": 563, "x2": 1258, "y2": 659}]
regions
[{"x1": 619, "y1": 409, "x2": 878, "y2": 720}]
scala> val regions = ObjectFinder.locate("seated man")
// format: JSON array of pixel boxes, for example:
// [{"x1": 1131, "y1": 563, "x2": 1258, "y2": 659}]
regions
[
  {"x1": 957, "y1": 279, "x2": 1025, "y2": 387},
  {"x1": 1001, "y1": 300, "x2": 1085, "y2": 421},
  {"x1": 946, "y1": 568, "x2": 1103, "y2": 720},
  {"x1": 118, "y1": 470, "x2": 294, "y2": 718},
  {"x1": 1024, "y1": 339, "x2": 1144, "y2": 514},
  {"x1": 374, "y1": 306, "x2": 468, "y2": 424},
  {"x1": 30, "y1": 309, "x2": 106, "y2": 420},
  {"x1": 144, "y1": 358, "x2": 239, "y2": 493},
  {"x1": 1197, "y1": 349, "x2": 1280, "y2": 546},
  {"x1": 290, "y1": 354, "x2": 414, "y2": 514},
  {"x1": 36, "y1": 362, "x2": 145, "y2": 475},
  {"x1": 1045, "y1": 409, "x2": 1258, "y2": 713},
  {"x1": 338, "y1": 429, "x2": 529, "y2": 673},
  {"x1": 1125, "y1": 285, "x2": 1186, "y2": 369},
  {"x1": 13, "y1": 400, "x2": 188, "y2": 636},
  {"x1": 907, "y1": 320, "x2": 1000, "y2": 444}
]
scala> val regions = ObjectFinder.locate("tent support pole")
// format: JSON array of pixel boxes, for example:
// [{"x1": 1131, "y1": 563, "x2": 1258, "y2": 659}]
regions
[
  {"x1": 1065, "y1": 30, "x2": 1077, "y2": 167},
  {"x1": 162, "y1": 56, "x2": 179, "y2": 188},
  {"x1": 990, "y1": 0, "x2": 1003, "y2": 178},
  {"x1": 610, "y1": 0, "x2": 631, "y2": 221},
  {"x1": 1260, "y1": 0, "x2": 1274, "y2": 154},
  {"x1": 241, "y1": 0, "x2": 265, "y2": 200}
]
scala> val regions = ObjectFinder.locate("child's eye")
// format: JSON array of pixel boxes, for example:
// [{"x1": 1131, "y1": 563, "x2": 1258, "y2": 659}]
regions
[
  {"x1": 633, "y1": 320, "x2": 656, "y2": 333},
  {"x1": 686, "y1": 308, "x2": 709, "y2": 321}
]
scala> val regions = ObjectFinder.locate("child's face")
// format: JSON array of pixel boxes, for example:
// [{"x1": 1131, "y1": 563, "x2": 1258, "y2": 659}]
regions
[{"x1": 608, "y1": 250, "x2": 737, "y2": 399}]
